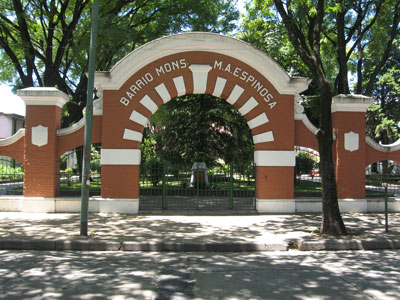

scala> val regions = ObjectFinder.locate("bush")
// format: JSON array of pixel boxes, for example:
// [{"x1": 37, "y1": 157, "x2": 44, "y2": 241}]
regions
[
  {"x1": 0, "y1": 165, "x2": 24, "y2": 182},
  {"x1": 145, "y1": 158, "x2": 163, "y2": 187},
  {"x1": 295, "y1": 152, "x2": 315, "y2": 176}
]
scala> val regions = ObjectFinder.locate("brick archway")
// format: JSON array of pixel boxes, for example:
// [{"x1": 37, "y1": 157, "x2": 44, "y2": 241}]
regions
[{"x1": 94, "y1": 33, "x2": 310, "y2": 212}]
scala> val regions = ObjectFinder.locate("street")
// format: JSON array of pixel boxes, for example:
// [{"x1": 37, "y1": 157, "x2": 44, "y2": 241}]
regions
[{"x1": 0, "y1": 250, "x2": 399, "y2": 300}]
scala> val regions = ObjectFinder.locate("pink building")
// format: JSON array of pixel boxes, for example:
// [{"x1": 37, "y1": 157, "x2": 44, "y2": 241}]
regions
[{"x1": 0, "y1": 112, "x2": 24, "y2": 139}]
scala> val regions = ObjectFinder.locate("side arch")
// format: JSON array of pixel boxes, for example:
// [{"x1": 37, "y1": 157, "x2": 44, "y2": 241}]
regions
[
  {"x1": 365, "y1": 137, "x2": 400, "y2": 167},
  {"x1": 0, "y1": 129, "x2": 25, "y2": 164},
  {"x1": 56, "y1": 115, "x2": 103, "y2": 156}
]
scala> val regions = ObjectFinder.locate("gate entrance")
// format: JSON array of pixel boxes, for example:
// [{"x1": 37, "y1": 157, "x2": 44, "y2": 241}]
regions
[
  {"x1": 140, "y1": 161, "x2": 255, "y2": 210},
  {"x1": 2, "y1": 32, "x2": 398, "y2": 214}
]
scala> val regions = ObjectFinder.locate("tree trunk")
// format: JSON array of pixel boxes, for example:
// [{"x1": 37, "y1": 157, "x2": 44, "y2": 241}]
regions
[{"x1": 318, "y1": 81, "x2": 347, "y2": 235}]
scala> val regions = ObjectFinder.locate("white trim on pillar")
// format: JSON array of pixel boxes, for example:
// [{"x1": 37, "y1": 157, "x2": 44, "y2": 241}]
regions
[
  {"x1": 254, "y1": 150, "x2": 295, "y2": 166},
  {"x1": 331, "y1": 94, "x2": 374, "y2": 112},
  {"x1": 17, "y1": 87, "x2": 69, "y2": 107},
  {"x1": 100, "y1": 149, "x2": 141, "y2": 165}
]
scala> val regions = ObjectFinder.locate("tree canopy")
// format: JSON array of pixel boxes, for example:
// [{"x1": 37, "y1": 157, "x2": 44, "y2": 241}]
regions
[
  {"x1": 141, "y1": 94, "x2": 254, "y2": 168},
  {"x1": 240, "y1": 0, "x2": 399, "y2": 235},
  {"x1": 0, "y1": 0, "x2": 239, "y2": 125}
]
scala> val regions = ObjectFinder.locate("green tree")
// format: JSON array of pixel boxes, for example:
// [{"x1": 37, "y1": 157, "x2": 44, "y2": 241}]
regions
[
  {"x1": 0, "y1": 0, "x2": 239, "y2": 126},
  {"x1": 295, "y1": 151, "x2": 316, "y2": 177},
  {"x1": 242, "y1": 0, "x2": 399, "y2": 235},
  {"x1": 366, "y1": 55, "x2": 400, "y2": 173},
  {"x1": 142, "y1": 94, "x2": 254, "y2": 168}
]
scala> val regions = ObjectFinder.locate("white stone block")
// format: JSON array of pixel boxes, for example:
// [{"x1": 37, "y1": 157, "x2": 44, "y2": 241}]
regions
[
  {"x1": 100, "y1": 149, "x2": 141, "y2": 165},
  {"x1": 99, "y1": 198, "x2": 139, "y2": 214},
  {"x1": 0, "y1": 197, "x2": 22, "y2": 211},
  {"x1": 155, "y1": 83, "x2": 171, "y2": 103},
  {"x1": 338, "y1": 199, "x2": 367, "y2": 213},
  {"x1": 295, "y1": 199, "x2": 322, "y2": 213},
  {"x1": 22, "y1": 198, "x2": 55, "y2": 213},
  {"x1": 55, "y1": 198, "x2": 99, "y2": 213},
  {"x1": 256, "y1": 199, "x2": 295, "y2": 213},
  {"x1": 212, "y1": 77, "x2": 227, "y2": 97}
]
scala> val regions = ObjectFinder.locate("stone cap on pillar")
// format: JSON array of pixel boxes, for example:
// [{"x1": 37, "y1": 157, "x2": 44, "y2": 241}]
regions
[
  {"x1": 331, "y1": 94, "x2": 374, "y2": 113},
  {"x1": 17, "y1": 87, "x2": 69, "y2": 108}
]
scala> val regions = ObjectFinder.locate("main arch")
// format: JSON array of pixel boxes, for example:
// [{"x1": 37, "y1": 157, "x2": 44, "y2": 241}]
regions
[{"x1": 94, "y1": 32, "x2": 310, "y2": 212}]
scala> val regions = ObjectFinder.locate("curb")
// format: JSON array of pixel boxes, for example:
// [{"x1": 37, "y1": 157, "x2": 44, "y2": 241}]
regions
[
  {"x1": 0, "y1": 239, "x2": 288, "y2": 252},
  {"x1": 120, "y1": 242, "x2": 288, "y2": 252},
  {"x1": 298, "y1": 239, "x2": 400, "y2": 251},
  {"x1": 1, "y1": 238, "x2": 399, "y2": 252}
]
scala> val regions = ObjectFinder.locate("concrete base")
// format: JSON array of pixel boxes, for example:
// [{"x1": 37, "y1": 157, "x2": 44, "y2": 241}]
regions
[
  {"x1": 256, "y1": 199, "x2": 296, "y2": 213},
  {"x1": 0, "y1": 196, "x2": 139, "y2": 214},
  {"x1": 295, "y1": 198, "x2": 368, "y2": 213},
  {"x1": 338, "y1": 199, "x2": 368, "y2": 213},
  {"x1": 0, "y1": 196, "x2": 399, "y2": 214},
  {"x1": 255, "y1": 198, "x2": 400, "y2": 213}
]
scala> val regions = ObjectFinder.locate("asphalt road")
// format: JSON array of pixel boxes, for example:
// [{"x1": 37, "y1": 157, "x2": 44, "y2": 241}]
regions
[{"x1": 0, "y1": 250, "x2": 399, "y2": 300}]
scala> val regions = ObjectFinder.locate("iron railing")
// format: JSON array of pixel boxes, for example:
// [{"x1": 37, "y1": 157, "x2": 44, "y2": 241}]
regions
[
  {"x1": 139, "y1": 161, "x2": 256, "y2": 210},
  {"x1": 0, "y1": 156, "x2": 23, "y2": 195},
  {"x1": 58, "y1": 147, "x2": 101, "y2": 196},
  {"x1": 295, "y1": 147, "x2": 321, "y2": 197}
]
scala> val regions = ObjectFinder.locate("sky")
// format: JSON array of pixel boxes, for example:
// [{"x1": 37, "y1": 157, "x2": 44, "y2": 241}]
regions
[
  {"x1": 0, "y1": 85, "x2": 26, "y2": 116},
  {"x1": 0, "y1": 0, "x2": 247, "y2": 117}
]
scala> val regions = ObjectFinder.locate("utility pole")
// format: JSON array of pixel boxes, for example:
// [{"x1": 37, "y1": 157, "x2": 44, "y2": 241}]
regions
[{"x1": 80, "y1": 0, "x2": 99, "y2": 236}]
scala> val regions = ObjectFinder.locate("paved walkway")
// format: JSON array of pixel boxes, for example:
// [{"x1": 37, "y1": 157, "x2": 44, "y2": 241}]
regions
[{"x1": 0, "y1": 212, "x2": 399, "y2": 251}]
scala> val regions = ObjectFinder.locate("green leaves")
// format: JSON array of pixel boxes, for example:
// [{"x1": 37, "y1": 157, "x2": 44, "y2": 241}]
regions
[
  {"x1": 0, "y1": 0, "x2": 239, "y2": 124},
  {"x1": 142, "y1": 94, "x2": 254, "y2": 168}
]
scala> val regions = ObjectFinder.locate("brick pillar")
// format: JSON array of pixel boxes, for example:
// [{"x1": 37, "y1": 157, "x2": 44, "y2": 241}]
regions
[
  {"x1": 18, "y1": 87, "x2": 68, "y2": 197},
  {"x1": 332, "y1": 94, "x2": 373, "y2": 201},
  {"x1": 99, "y1": 149, "x2": 140, "y2": 214},
  {"x1": 254, "y1": 150, "x2": 295, "y2": 213}
]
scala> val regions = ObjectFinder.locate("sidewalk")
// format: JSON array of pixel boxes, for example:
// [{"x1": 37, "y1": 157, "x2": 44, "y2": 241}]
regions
[{"x1": 0, "y1": 212, "x2": 399, "y2": 251}]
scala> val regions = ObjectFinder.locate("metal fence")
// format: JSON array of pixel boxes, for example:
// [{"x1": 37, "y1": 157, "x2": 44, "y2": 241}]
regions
[
  {"x1": 365, "y1": 174, "x2": 400, "y2": 198},
  {"x1": 0, "y1": 156, "x2": 24, "y2": 195},
  {"x1": 365, "y1": 161, "x2": 400, "y2": 197},
  {"x1": 58, "y1": 147, "x2": 101, "y2": 196},
  {"x1": 1, "y1": 149, "x2": 398, "y2": 201},
  {"x1": 295, "y1": 147, "x2": 321, "y2": 197},
  {"x1": 139, "y1": 160, "x2": 256, "y2": 210}
]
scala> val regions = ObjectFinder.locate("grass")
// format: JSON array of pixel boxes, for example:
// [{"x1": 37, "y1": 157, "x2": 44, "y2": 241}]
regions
[{"x1": 294, "y1": 180, "x2": 322, "y2": 196}]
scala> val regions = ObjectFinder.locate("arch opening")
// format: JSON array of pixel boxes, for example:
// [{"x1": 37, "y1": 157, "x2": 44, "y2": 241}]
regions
[
  {"x1": 139, "y1": 93, "x2": 256, "y2": 210},
  {"x1": 58, "y1": 145, "x2": 102, "y2": 197},
  {"x1": 294, "y1": 146, "x2": 321, "y2": 197}
]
